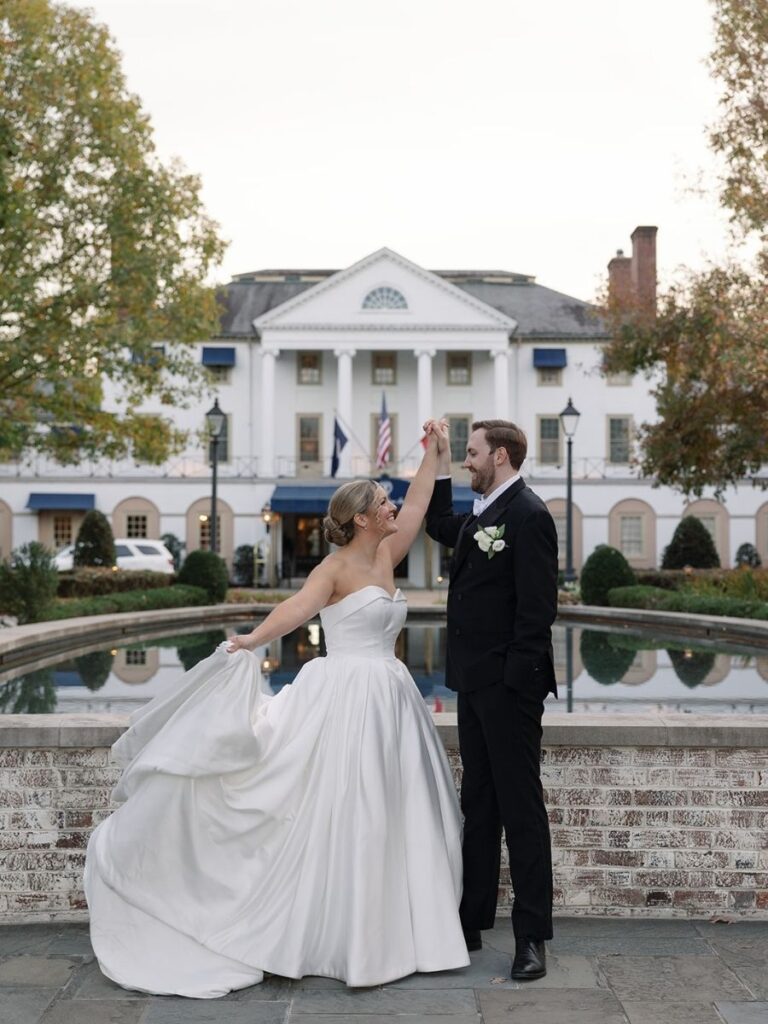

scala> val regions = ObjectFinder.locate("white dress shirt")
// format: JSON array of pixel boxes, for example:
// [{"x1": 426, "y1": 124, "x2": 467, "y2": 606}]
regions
[{"x1": 471, "y1": 474, "x2": 521, "y2": 517}]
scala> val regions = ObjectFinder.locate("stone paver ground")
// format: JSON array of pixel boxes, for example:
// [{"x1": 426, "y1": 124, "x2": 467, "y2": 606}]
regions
[{"x1": 1, "y1": 918, "x2": 767, "y2": 1024}]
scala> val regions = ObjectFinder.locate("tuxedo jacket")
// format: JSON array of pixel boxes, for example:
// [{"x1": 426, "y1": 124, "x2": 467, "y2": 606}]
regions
[{"x1": 425, "y1": 477, "x2": 559, "y2": 697}]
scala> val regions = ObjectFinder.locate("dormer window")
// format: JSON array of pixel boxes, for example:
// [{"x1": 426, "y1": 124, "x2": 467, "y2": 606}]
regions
[{"x1": 362, "y1": 287, "x2": 407, "y2": 310}]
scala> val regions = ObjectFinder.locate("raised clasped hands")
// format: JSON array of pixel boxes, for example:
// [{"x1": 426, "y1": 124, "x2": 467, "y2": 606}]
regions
[{"x1": 422, "y1": 417, "x2": 450, "y2": 453}]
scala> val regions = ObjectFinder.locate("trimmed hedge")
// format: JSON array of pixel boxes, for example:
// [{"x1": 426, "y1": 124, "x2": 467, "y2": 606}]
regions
[
  {"x1": 40, "y1": 584, "x2": 210, "y2": 620},
  {"x1": 662, "y1": 516, "x2": 720, "y2": 569},
  {"x1": 73, "y1": 510, "x2": 116, "y2": 568},
  {"x1": 607, "y1": 584, "x2": 768, "y2": 620},
  {"x1": 177, "y1": 550, "x2": 229, "y2": 602},
  {"x1": 580, "y1": 545, "x2": 636, "y2": 606},
  {"x1": 57, "y1": 568, "x2": 173, "y2": 598}
]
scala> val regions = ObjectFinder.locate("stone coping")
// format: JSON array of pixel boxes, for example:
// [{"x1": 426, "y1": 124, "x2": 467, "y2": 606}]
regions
[
  {"x1": 558, "y1": 604, "x2": 768, "y2": 648},
  {"x1": 2, "y1": 711, "x2": 767, "y2": 750},
  {"x1": 1, "y1": 600, "x2": 766, "y2": 673}
]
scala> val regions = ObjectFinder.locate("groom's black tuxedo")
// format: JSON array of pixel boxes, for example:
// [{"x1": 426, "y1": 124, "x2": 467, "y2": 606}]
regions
[{"x1": 426, "y1": 476, "x2": 558, "y2": 941}]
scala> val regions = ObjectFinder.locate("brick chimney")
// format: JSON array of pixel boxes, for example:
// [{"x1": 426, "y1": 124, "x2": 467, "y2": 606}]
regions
[{"x1": 608, "y1": 226, "x2": 657, "y2": 315}]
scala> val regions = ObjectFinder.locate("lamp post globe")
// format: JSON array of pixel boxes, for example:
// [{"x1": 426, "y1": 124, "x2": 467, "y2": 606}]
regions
[{"x1": 559, "y1": 398, "x2": 580, "y2": 585}]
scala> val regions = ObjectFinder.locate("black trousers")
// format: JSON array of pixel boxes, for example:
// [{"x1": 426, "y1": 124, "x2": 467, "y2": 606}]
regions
[{"x1": 457, "y1": 681, "x2": 553, "y2": 940}]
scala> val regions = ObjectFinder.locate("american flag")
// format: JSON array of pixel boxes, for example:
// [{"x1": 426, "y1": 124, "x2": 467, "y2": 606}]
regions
[{"x1": 376, "y1": 393, "x2": 391, "y2": 469}]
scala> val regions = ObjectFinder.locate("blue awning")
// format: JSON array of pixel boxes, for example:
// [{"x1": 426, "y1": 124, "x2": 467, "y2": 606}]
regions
[
  {"x1": 26, "y1": 493, "x2": 95, "y2": 511},
  {"x1": 533, "y1": 348, "x2": 567, "y2": 369},
  {"x1": 270, "y1": 486, "x2": 336, "y2": 514},
  {"x1": 452, "y1": 486, "x2": 476, "y2": 514},
  {"x1": 202, "y1": 346, "x2": 236, "y2": 367}
]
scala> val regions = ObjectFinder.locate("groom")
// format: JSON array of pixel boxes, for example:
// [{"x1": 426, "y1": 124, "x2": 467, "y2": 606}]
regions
[{"x1": 426, "y1": 419, "x2": 558, "y2": 981}]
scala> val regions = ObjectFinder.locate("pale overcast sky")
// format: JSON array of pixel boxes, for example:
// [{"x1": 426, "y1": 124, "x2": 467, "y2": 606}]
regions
[{"x1": 72, "y1": 0, "x2": 729, "y2": 301}]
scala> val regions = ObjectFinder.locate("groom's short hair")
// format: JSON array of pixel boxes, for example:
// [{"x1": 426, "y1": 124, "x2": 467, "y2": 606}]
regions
[{"x1": 472, "y1": 419, "x2": 527, "y2": 470}]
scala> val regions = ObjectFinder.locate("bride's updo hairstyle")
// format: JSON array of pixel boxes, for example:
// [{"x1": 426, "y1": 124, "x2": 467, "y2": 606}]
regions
[{"x1": 323, "y1": 479, "x2": 378, "y2": 547}]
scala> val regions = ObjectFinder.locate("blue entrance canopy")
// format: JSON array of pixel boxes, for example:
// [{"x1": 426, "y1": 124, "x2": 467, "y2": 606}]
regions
[
  {"x1": 270, "y1": 481, "x2": 475, "y2": 515},
  {"x1": 202, "y1": 346, "x2": 236, "y2": 367},
  {"x1": 533, "y1": 348, "x2": 567, "y2": 369},
  {"x1": 270, "y1": 486, "x2": 336, "y2": 514},
  {"x1": 27, "y1": 493, "x2": 95, "y2": 511}
]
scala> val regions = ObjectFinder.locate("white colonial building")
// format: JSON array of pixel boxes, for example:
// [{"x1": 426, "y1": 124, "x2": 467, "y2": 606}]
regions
[{"x1": 2, "y1": 229, "x2": 767, "y2": 585}]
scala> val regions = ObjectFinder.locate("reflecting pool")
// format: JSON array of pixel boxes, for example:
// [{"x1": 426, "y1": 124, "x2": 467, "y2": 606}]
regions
[{"x1": 1, "y1": 622, "x2": 767, "y2": 716}]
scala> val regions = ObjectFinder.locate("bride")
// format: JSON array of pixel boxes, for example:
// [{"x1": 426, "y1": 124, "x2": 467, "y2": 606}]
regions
[{"x1": 84, "y1": 419, "x2": 470, "y2": 998}]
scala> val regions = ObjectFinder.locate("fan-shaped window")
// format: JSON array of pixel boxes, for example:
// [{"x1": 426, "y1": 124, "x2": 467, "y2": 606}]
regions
[{"x1": 362, "y1": 287, "x2": 407, "y2": 310}]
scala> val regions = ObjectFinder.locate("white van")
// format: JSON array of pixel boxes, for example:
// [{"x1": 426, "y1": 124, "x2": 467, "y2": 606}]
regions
[{"x1": 54, "y1": 539, "x2": 175, "y2": 574}]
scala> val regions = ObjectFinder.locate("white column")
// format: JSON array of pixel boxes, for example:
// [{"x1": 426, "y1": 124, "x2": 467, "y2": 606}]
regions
[
  {"x1": 334, "y1": 348, "x2": 356, "y2": 477},
  {"x1": 416, "y1": 349, "x2": 436, "y2": 431},
  {"x1": 491, "y1": 349, "x2": 510, "y2": 418},
  {"x1": 260, "y1": 348, "x2": 279, "y2": 476}
]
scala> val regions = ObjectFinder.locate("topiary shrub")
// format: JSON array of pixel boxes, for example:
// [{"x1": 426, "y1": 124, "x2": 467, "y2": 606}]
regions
[
  {"x1": 662, "y1": 516, "x2": 720, "y2": 569},
  {"x1": 580, "y1": 630, "x2": 635, "y2": 685},
  {"x1": 668, "y1": 648, "x2": 715, "y2": 688},
  {"x1": 580, "y1": 545, "x2": 636, "y2": 606},
  {"x1": 58, "y1": 568, "x2": 172, "y2": 598},
  {"x1": 161, "y1": 532, "x2": 184, "y2": 572},
  {"x1": 74, "y1": 650, "x2": 115, "y2": 691},
  {"x1": 0, "y1": 542, "x2": 59, "y2": 623},
  {"x1": 177, "y1": 629, "x2": 227, "y2": 672},
  {"x1": 735, "y1": 543, "x2": 761, "y2": 568},
  {"x1": 176, "y1": 549, "x2": 228, "y2": 602},
  {"x1": 233, "y1": 545, "x2": 255, "y2": 587},
  {"x1": 74, "y1": 510, "x2": 116, "y2": 568}
]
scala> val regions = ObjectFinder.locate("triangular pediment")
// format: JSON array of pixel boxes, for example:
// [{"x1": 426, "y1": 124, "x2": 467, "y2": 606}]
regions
[{"x1": 253, "y1": 248, "x2": 516, "y2": 332}]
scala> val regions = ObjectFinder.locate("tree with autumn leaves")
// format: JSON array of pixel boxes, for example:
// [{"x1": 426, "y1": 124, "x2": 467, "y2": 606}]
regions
[
  {"x1": 602, "y1": 0, "x2": 768, "y2": 498},
  {"x1": 0, "y1": 0, "x2": 226, "y2": 465}
]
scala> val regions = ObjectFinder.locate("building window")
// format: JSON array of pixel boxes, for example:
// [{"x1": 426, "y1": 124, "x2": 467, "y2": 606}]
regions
[
  {"x1": 208, "y1": 414, "x2": 230, "y2": 465},
  {"x1": 608, "y1": 416, "x2": 631, "y2": 463},
  {"x1": 607, "y1": 371, "x2": 633, "y2": 386},
  {"x1": 53, "y1": 515, "x2": 73, "y2": 550},
  {"x1": 372, "y1": 352, "x2": 397, "y2": 385},
  {"x1": 538, "y1": 417, "x2": 562, "y2": 465},
  {"x1": 206, "y1": 365, "x2": 231, "y2": 384},
  {"x1": 447, "y1": 416, "x2": 470, "y2": 463},
  {"x1": 298, "y1": 415, "x2": 321, "y2": 464},
  {"x1": 537, "y1": 367, "x2": 562, "y2": 386},
  {"x1": 125, "y1": 649, "x2": 147, "y2": 666},
  {"x1": 297, "y1": 352, "x2": 321, "y2": 385},
  {"x1": 198, "y1": 515, "x2": 212, "y2": 551},
  {"x1": 619, "y1": 515, "x2": 644, "y2": 557},
  {"x1": 126, "y1": 514, "x2": 148, "y2": 539},
  {"x1": 362, "y1": 287, "x2": 407, "y2": 310},
  {"x1": 446, "y1": 353, "x2": 471, "y2": 386}
]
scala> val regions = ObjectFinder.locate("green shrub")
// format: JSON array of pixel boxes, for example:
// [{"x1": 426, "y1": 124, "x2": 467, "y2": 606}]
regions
[
  {"x1": 233, "y1": 545, "x2": 255, "y2": 587},
  {"x1": 580, "y1": 630, "x2": 635, "y2": 685},
  {"x1": 0, "y1": 542, "x2": 59, "y2": 623},
  {"x1": 74, "y1": 650, "x2": 115, "y2": 691},
  {"x1": 177, "y1": 550, "x2": 229, "y2": 602},
  {"x1": 73, "y1": 510, "x2": 116, "y2": 568},
  {"x1": 177, "y1": 629, "x2": 227, "y2": 672},
  {"x1": 662, "y1": 516, "x2": 720, "y2": 569},
  {"x1": 41, "y1": 584, "x2": 209, "y2": 620},
  {"x1": 580, "y1": 545, "x2": 636, "y2": 606},
  {"x1": 634, "y1": 570, "x2": 686, "y2": 591},
  {"x1": 668, "y1": 648, "x2": 716, "y2": 688},
  {"x1": 735, "y1": 543, "x2": 762, "y2": 568},
  {"x1": 161, "y1": 532, "x2": 184, "y2": 572},
  {"x1": 57, "y1": 568, "x2": 172, "y2": 598},
  {"x1": 607, "y1": 584, "x2": 768, "y2": 620},
  {"x1": 0, "y1": 669, "x2": 56, "y2": 714}
]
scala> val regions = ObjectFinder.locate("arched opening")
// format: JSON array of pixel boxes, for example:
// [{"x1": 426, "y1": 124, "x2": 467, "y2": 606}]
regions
[
  {"x1": 111, "y1": 496, "x2": 161, "y2": 540},
  {"x1": 683, "y1": 499, "x2": 729, "y2": 568},
  {"x1": 608, "y1": 498, "x2": 656, "y2": 569},
  {"x1": 186, "y1": 497, "x2": 234, "y2": 566},
  {"x1": 546, "y1": 499, "x2": 583, "y2": 572}
]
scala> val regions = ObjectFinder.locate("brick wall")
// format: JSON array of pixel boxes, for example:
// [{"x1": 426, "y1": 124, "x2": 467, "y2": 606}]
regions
[{"x1": 1, "y1": 719, "x2": 767, "y2": 923}]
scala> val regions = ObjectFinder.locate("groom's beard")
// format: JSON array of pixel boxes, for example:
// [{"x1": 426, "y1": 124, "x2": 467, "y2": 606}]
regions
[{"x1": 468, "y1": 457, "x2": 495, "y2": 496}]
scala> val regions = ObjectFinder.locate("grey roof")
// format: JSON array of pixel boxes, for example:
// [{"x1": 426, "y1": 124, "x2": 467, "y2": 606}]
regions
[{"x1": 215, "y1": 269, "x2": 608, "y2": 340}]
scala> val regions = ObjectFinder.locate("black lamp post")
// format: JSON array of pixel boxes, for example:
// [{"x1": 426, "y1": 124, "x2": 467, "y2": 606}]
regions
[
  {"x1": 206, "y1": 399, "x2": 226, "y2": 553},
  {"x1": 559, "y1": 397, "x2": 581, "y2": 585}
]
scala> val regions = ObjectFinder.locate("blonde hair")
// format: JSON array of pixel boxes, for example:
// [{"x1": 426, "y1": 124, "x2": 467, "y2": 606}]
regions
[{"x1": 322, "y1": 479, "x2": 378, "y2": 546}]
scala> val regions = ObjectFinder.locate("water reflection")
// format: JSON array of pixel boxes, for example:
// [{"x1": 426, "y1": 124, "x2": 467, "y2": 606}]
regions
[{"x1": 1, "y1": 622, "x2": 767, "y2": 715}]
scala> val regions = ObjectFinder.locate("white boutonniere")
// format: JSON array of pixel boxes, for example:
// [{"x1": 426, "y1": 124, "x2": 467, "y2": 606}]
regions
[{"x1": 473, "y1": 524, "x2": 507, "y2": 559}]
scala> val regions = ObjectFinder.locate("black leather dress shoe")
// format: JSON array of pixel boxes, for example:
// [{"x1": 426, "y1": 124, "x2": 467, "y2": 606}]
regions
[
  {"x1": 511, "y1": 938, "x2": 546, "y2": 980},
  {"x1": 463, "y1": 929, "x2": 482, "y2": 952}
]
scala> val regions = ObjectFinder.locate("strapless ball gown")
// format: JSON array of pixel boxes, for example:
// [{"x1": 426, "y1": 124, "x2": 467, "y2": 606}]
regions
[{"x1": 84, "y1": 586, "x2": 469, "y2": 997}]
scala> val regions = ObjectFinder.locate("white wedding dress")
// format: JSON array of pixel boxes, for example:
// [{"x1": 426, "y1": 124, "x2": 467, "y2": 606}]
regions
[{"x1": 84, "y1": 586, "x2": 469, "y2": 997}]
